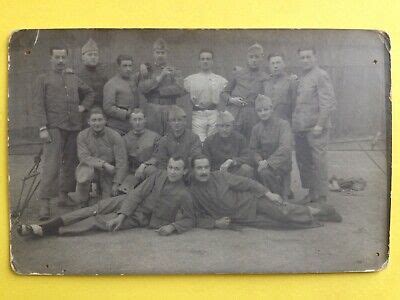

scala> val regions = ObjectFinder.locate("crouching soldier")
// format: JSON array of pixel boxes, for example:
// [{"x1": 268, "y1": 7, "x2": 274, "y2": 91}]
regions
[
  {"x1": 17, "y1": 156, "x2": 195, "y2": 237},
  {"x1": 189, "y1": 155, "x2": 341, "y2": 230},
  {"x1": 119, "y1": 108, "x2": 160, "y2": 193},
  {"x1": 75, "y1": 107, "x2": 128, "y2": 207},
  {"x1": 250, "y1": 95, "x2": 293, "y2": 200},
  {"x1": 203, "y1": 111, "x2": 254, "y2": 178}
]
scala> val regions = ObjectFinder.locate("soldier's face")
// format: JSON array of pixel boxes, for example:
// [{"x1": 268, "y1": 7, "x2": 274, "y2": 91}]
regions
[
  {"x1": 119, "y1": 60, "x2": 133, "y2": 78},
  {"x1": 299, "y1": 50, "x2": 317, "y2": 71},
  {"x1": 269, "y1": 56, "x2": 285, "y2": 74},
  {"x1": 153, "y1": 49, "x2": 167, "y2": 65},
  {"x1": 50, "y1": 49, "x2": 68, "y2": 72},
  {"x1": 167, "y1": 158, "x2": 186, "y2": 182},
  {"x1": 247, "y1": 52, "x2": 263, "y2": 70},
  {"x1": 88, "y1": 113, "x2": 107, "y2": 132},
  {"x1": 82, "y1": 51, "x2": 99, "y2": 67},
  {"x1": 129, "y1": 112, "x2": 146, "y2": 132},
  {"x1": 256, "y1": 100, "x2": 273, "y2": 121},
  {"x1": 168, "y1": 116, "x2": 186, "y2": 137},
  {"x1": 199, "y1": 52, "x2": 213, "y2": 72},
  {"x1": 217, "y1": 122, "x2": 234, "y2": 138},
  {"x1": 193, "y1": 158, "x2": 211, "y2": 182}
]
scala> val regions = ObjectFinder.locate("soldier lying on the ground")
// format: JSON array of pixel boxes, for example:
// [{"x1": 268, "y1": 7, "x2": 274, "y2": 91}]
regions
[
  {"x1": 17, "y1": 156, "x2": 194, "y2": 237},
  {"x1": 189, "y1": 154, "x2": 342, "y2": 230}
]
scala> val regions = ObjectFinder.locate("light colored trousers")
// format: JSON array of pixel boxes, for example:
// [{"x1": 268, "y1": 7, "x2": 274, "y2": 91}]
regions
[{"x1": 192, "y1": 110, "x2": 218, "y2": 143}]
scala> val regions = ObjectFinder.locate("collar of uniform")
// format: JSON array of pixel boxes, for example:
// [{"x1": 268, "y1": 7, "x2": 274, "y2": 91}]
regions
[
  {"x1": 261, "y1": 115, "x2": 277, "y2": 127},
  {"x1": 271, "y1": 71, "x2": 286, "y2": 79},
  {"x1": 168, "y1": 129, "x2": 187, "y2": 142},
  {"x1": 90, "y1": 127, "x2": 106, "y2": 137},
  {"x1": 132, "y1": 129, "x2": 145, "y2": 137}
]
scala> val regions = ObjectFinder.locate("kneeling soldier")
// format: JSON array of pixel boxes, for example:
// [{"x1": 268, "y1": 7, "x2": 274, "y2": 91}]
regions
[{"x1": 75, "y1": 107, "x2": 128, "y2": 207}]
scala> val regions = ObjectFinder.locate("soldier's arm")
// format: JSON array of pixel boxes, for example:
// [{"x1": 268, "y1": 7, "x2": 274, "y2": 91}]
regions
[
  {"x1": 220, "y1": 75, "x2": 237, "y2": 109},
  {"x1": 265, "y1": 121, "x2": 293, "y2": 170},
  {"x1": 223, "y1": 171, "x2": 268, "y2": 195},
  {"x1": 316, "y1": 71, "x2": 336, "y2": 128},
  {"x1": 77, "y1": 132, "x2": 105, "y2": 169},
  {"x1": 32, "y1": 75, "x2": 48, "y2": 128},
  {"x1": 153, "y1": 137, "x2": 169, "y2": 169},
  {"x1": 77, "y1": 77, "x2": 95, "y2": 110},
  {"x1": 249, "y1": 126, "x2": 264, "y2": 163},
  {"x1": 103, "y1": 81, "x2": 129, "y2": 120},
  {"x1": 190, "y1": 134, "x2": 203, "y2": 158},
  {"x1": 138, "y1": 69, "x2": 160, "y2": 94},
  {"x1": 158, "y1": 69, "x2": 187, "y2": 98}
]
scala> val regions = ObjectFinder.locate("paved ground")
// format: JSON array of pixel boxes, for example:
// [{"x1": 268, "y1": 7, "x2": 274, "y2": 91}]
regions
[{"x1": 7, "y1": 141, "x2": 389, "y2": 274}]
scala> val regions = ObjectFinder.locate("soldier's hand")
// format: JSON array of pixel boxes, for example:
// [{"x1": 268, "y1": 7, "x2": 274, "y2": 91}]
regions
[
  {"x1": 39, "y1": 129, "x2": 52, "y2": 143},
  {"x1": 156, "y1": 224, "x2": 176, "y2": 236},
  {"x1": 257, "y1": 160, "x2": 269, "y2": 173},
  {"x1": 135, "y1": 163, "x2": 147, "y2": 178},
  {"x1": 215, "y1": 217, "x2": 231, "y2": 229},
  {"x1": 103, "y1": 163, "x2": 115, "y2": 175},
  {"x1": 78, "y1": 105, "x2": 86, "y2": 113},
  {"x1": 312, "y1": 125, "x2": 323, "y2": 137},
  {"x1": 220, "y1": 159, "x2": 233, "y2": 172},
  {"x1": 266, "y1": 191, "x2": 284, "y2": 204},
  {"x1": 229, "y1": 96, "x2": 247, "y2": 107},
  {"x1": 111, "y1": 183, "x2": 120, "y2": 196},
  {"x1": 139, "y1": 63, "x2": 148, "y2": 77},
  {"x1": 106, "y1": 214, "x2": 126, "y2": 232}
]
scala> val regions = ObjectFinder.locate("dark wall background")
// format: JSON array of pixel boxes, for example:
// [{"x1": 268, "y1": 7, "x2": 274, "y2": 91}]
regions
[{"x1": 8, "y1": 29, "x2": 389, "y2": 147}]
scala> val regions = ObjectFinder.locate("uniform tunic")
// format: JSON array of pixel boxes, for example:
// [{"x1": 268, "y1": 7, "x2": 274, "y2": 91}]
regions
[
  {"x1": 103, "y1": 74, "x2": 141, "y2": 135},
  {"x1": 78, "y1": 65, "x2": 108, "y2": 108},
  {"x1": 58, "y1": 170, "x2": 195, "y2": 235},
  {"x1": 33, "y1": 69, "x2": 95, "y2": 199},
  {"x1": 263, "y1": 72, "x2": 297, "y2": 122},
  {"x1": 154, "y1": 130, "x2": 202, "y2": 169},
  {"x1": 221, "y1": 67, "x2": 268, "y2": 138},
  {"x1": 292, "y1": 66, "x2": 335, "y2": 198},
  {"x1": 190, "y1": 172, "x2": 314, "y2": 229},
  {"x1": 138, "y1": 63, "x2": 187, "y2": 135},
  {"x1": 203, "y1": 131, "x2": 253, "y2": 171}
]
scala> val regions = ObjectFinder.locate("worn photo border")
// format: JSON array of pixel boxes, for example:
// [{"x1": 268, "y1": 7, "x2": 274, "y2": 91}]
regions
[{"x1": 0, "y1": 0, "x2": 399, "y2": 299}]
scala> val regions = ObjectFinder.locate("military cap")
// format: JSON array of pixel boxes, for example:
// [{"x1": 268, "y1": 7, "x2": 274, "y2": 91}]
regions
[
  {"x1": 153, "y1": 38, "x2": 168, "y2": 51},
  {"x1": 168, "y1": 105, "x2": 186, "y2": 119},
  {"x1": 248, "y1": 43, "x2": 264, "y2": 55},
  {"x1": 216, "y1": 111, "x2": 235, "y2": 124},
  {"x1": 81, "y1": 38, "x2": 99, "y2": 55}
]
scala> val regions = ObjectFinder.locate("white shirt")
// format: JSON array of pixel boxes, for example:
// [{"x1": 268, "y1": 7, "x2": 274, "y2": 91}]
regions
[{"x1": 184, "y1": 72, "x2": 228, "y2": 109}]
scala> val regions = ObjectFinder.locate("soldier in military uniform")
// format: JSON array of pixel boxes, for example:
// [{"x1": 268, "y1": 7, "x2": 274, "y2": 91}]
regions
[
  {"x1": 138, "y1": 38, "x2": 187, "y2": 136},
  {"x1": 221, "y1": 43, "x2": 268, "y2": 139},
  {"x1": 78, "y1": 38, "x2": 108, "y2": 125},
  {"x1": 103, "y1": 54, "x2": 142, "y2": 135},
  {"x1": 263, "y1": 53, "x2": 297, "y2": 123},
  {"x1": 293, "y1": 47, "x2": 336, "y2": 204},
  {"x1": 32, "y1": 45, "x2": 95, "y2": 220}
]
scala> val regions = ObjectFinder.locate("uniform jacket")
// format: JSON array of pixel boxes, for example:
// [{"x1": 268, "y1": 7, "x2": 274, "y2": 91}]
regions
[
  {"x1": 249, "y1": 116, "x2": 293, "y2": 173},
  {"x1": 292, "y1": 66, "x2": 336, "y2": 132},
  {"x1": 263, "y1": 72, "x2": 297, "y2": 122},
  {"x1": 123, "y1": 128, "x2": 160, "y2": 171},
  {"x1": 138, "y1": 63, "x2": 186, "y2": 105},
  {"x1": 78, "y1": 65, "x2": 109, "y2": 107},
  {"x1": 103, "y1": 74, "x2": 142, "y2": 134},
  {"x1": 77, "y1": 127, "x2": 128, "y2": 184},
  {"x1": 154, "y1": 130, "x2": 202, "y2": 169},
  {"x1": 118, "y1": 170, "x2": 195, "y2": 233},
  {"x1": 203, "y1": 131, "x2": 253, "y2": 171},
  {"x1": 33, "y1": 69, "x2": 95, "y2": 131},
  {"x1": 190, "y1": 171, "x2": 268, "y2": 228}
]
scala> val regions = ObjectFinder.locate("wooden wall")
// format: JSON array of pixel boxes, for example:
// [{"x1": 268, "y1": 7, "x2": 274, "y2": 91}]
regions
[{"x1": 8, "y1": 29, "x2": 389, "y2": 144}]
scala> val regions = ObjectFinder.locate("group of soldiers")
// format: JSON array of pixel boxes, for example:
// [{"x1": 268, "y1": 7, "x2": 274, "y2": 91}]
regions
[{"x1": 17, "y1": 37, "x2": 341, "y2": 238}]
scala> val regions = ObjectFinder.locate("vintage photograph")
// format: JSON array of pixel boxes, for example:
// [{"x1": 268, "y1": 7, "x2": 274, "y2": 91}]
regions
[{"x1": 8, "y1": 29, "x2": 390, "y2": 274}]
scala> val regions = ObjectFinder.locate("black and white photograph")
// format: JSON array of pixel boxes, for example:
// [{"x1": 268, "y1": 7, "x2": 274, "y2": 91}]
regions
[{"x1": 8, "y1": 29, "x2": 390, "y2": 274}]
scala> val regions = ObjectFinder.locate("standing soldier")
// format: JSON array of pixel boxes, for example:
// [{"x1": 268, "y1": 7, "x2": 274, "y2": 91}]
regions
[
  {"x1": 78, "y1": 38, "x2": 108, "y2": 124},
  {"x1": 263, "y1": 53, "x2": 297, "y2": 123},
  {"x1": 138, "y1": 38, "x2": 186, "y2": 136},
  {"x1": 293, "y1": 47, "x2": 336, "y2": 204},
  {"x1": 76, "y1": 107, "x2": 128, "y2": 207},
  {"x1": 33, "y1": 45, "x2": 95, "y2": 220},
  {"x1": 184, "y1": 49, "x2": 228, "y2": 143},
  {"x1": 103, "y1": 54, "x2": 141, "y2": 135},
  {"x1": 221, "y1": 43, "x2": 268, "y2": 139}
]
